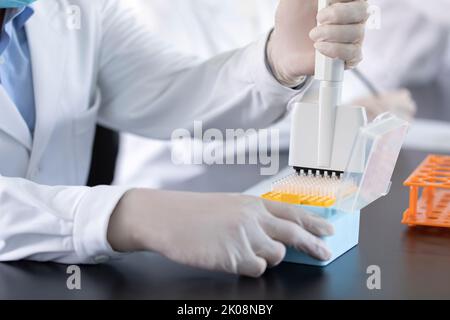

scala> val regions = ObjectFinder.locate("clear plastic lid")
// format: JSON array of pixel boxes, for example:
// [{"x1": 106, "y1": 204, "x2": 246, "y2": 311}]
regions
[{"x1": 335, "y1": 113, "x2": 410, "y2": 212}]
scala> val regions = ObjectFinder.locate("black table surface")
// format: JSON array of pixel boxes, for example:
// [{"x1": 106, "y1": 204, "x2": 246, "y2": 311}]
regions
[{"x1": 1, "y1": 149, "x2": 450, "y2": 300}]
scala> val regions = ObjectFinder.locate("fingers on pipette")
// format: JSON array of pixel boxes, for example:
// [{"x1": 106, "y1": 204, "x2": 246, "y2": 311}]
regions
[
  {"x1": 345, "y1": 51, "x2": 363, "y2": 69},
  {"x1": 262, "y1": 200, "x2": 334, "y2": 237},
  {"x1": 310, "y1": 24, "x2": 365, "y2": 44},
  {"x1": 314, "y1": 42, "x2": 362, "y2": 68},
  {"x1": 318, "y1": 1, "x2": 369, "y2": 25},
  {"x1": 263, "y1": 218, "x2": 332, "y2": 261}
]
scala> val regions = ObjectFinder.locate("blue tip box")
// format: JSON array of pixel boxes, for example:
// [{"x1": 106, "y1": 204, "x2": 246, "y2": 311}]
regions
[
  {"x1": 244, "y1": 176, "x2": 361, "y2": 267},
  {"x1": 244, "y1": 114, "x2": 409, "y2": 266},
  {"x1": 284, "y1": 205, "x2": 360, "y2": 266}
]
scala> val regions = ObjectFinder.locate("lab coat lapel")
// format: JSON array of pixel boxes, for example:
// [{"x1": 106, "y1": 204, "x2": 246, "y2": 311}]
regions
[
  {"x1": 25, "y1": 2, "x2": 67, "y2": 170},
  {"x1": 0, "y1": 86, "x2": 33, "y2": 150}
]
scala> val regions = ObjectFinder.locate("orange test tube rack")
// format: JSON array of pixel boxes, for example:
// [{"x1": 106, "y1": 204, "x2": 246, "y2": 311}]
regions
[{"x1": 403, "y1": 155, "x2": 450, "y2": 228}]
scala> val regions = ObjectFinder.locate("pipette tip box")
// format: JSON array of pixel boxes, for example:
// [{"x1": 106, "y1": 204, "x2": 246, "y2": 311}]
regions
[{"x1": 284, "y1": 205, "x2": 360, "y2": 266}]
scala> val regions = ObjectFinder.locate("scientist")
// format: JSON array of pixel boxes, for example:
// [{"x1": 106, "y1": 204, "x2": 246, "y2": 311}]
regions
[
  {"x1": 115, "y1": 0, "x2": 280, "y2": 190},
  {"x1": 0, "y1": 0, "x2": 368, "y2": 277}
]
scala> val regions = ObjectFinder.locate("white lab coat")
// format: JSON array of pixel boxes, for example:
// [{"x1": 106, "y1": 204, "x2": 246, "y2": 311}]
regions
[
  {"x1": 0, "y1": 0, "x2": 305, "y2": 263},
  {"x1": 128, "y1": 0, "x2": 278, "y2": 59},
  {"x1": 114, "y1": 0, "x2": 280, "y2": 189}
]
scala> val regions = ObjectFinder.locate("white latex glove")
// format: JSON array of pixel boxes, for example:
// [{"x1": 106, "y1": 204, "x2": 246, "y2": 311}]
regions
[
  {"x1": 351, "y1": 89, "x2": 417, "y2": 122},
  {"x1": 108, "y1": 190, "x2": 334, "y2": 277},
  {"x1": 268, "y1": 0, "x2": 369, "y2": 86}
]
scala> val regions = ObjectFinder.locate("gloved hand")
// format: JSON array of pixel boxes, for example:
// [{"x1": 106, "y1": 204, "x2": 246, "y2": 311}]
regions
[
  {"x1": 268, "y1": 0, "x2": 369, "y2": 86},
  {"x1": 108, "y1": 190, "x2": 334, "y2": 277},
  {"x1": 351, "y1": 89, "x2": 417, "y2": 122}
]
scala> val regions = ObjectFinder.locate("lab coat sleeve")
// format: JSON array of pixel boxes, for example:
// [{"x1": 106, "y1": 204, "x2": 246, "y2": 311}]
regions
[
  {"x1": 97, "y1": 0, "x2": 308, "y2": 139},
  {"x1": 0, "y1": 176, "x2": 131, "y2": 264}
]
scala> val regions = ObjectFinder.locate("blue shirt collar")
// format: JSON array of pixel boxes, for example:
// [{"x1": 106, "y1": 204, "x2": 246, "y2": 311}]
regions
[
  {"x1": 0, "y1": 6, "x2": 34, "y2": 54},
  {"x1": 3, "y1": 6, "x2": 34, "y2": 30}
]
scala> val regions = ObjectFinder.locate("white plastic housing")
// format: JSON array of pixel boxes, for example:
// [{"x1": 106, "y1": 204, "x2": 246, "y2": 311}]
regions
[
  {"x1": 314, "y1": 0, "x2": 346, "y2": 169},
  {"x1": 315, "y1": 56, "x2": 345, "y2": 83},
  {"x1": 317, "y1": 82, "x2": 341, "y2": 167},
  {"x1": 288, "y1": 102, "x2": 368, "y2": 173}
]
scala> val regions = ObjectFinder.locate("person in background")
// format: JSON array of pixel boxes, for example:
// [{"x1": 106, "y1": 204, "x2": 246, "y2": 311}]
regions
[{"x1": 348, "y1": 0, "x2": 450, "y2": 122}]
